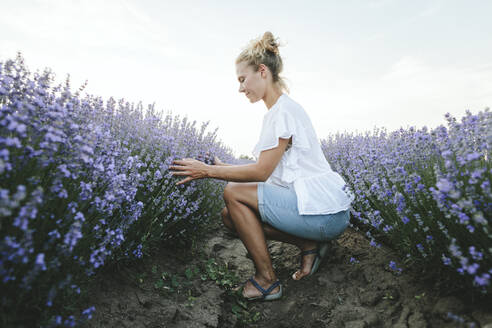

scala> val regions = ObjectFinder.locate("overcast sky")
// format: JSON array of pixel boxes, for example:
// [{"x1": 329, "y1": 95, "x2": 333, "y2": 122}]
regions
[{"x1": 2, "y1": 0, "x2": 491, "y2": 157}]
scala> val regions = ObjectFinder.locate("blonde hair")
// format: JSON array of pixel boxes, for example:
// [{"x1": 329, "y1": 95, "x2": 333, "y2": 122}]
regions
[{"x1": 235, "y1": 31, "x2": 290, "y2": 94}]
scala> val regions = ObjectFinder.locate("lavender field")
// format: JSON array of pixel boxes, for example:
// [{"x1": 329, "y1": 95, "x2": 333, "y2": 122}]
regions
[
  {"x1": 0, "y1": 54, "x2": 238, "y2": 327},
  {"x1": 321, "y1": 109, "x2": 491, "y2": 293},
  {"x1": 1, "y1": 54, "x2": 491, "y2": 327}
]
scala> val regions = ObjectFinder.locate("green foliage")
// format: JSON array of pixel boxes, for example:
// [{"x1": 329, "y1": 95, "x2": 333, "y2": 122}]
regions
[
  {"x1": 140, "y1": 254, "x2": 261, "y2": 325},
  {"x1": 203, "y1": 258, "x2": 238, "y2": 289}
]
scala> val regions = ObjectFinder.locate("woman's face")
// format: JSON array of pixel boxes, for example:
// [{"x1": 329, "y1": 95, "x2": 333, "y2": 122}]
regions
[{"x1": 236, "y1": 61, "x2": 266, "y2": 103}]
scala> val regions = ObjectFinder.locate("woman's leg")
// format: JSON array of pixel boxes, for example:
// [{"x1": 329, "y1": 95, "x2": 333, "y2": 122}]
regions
[
  {"x1": 222, "y1": 206, "x2": 318, "y2": 280},
  {"x1": 222, "y1": 182, "x2": 283, "y2": 297}
]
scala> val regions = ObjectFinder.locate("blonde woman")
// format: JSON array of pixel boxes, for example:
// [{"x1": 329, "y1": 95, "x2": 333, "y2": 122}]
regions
[{"x1": 169, "y1": 31, "x2": 354, "y2": 301}]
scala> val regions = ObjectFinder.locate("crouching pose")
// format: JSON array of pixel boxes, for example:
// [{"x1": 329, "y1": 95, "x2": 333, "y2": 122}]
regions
[{"x1": 169, "y1": 31, "x2": 354, "y2": 301}]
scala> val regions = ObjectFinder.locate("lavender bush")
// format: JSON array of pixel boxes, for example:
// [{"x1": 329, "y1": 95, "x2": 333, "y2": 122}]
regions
[
  {"x1": 0, "y1": 53, "x2": 236, "y2": 327},
  {"x1": 321, "y1": 109, "x2": 491, "y2": 294}
]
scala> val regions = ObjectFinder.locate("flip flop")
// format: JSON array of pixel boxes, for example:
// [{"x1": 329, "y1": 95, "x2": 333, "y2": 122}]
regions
[
  {"x1": 308, "y1": 242, "x2": 330, "y2": 276},
  {"x1": 240, "y1": 276, "x2": 283, "y2": 301},
  {"x1": 293, "y1": 242, "x2": 330, "y2": 279}
]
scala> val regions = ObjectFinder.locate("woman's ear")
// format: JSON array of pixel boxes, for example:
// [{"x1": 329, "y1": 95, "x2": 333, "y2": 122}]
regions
[{"x1": 259, "y1": 64, "x2": 267, "y2": 77}]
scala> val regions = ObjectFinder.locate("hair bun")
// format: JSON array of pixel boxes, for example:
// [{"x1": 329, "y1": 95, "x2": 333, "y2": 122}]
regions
[
  {"x1": 248, "y1": 31, "x2": 281, "y2": 56},
  {"x1": 260, "y1": 31, "x2": 280, "y2": 55}
]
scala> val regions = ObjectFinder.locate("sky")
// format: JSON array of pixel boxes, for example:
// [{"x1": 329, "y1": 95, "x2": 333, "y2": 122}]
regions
[{"x1": 1, "y1": 0, "x2": 492, "y2": 158}]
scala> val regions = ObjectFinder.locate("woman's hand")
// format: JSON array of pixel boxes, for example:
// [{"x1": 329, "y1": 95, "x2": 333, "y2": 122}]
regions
[{"x1": 169, "y1": 158, "x2": 210, "y2": 185}]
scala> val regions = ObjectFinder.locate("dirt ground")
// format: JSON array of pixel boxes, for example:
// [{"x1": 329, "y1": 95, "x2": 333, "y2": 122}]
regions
[{"x1": 80, "y1": 218, "x2": 492, "y2": 328}]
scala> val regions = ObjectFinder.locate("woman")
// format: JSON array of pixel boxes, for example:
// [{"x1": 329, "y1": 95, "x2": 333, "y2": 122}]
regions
[{"x1": 169, "y1": 31, "x2": 355, "y2": 301}]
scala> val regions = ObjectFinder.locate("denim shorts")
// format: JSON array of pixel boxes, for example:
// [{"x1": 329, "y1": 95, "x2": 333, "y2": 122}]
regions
[{"x1": 257, "y1": 182, "x2": 350, "y2": 241}]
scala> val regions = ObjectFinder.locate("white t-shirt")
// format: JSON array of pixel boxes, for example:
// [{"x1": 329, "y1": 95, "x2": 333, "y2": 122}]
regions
[{"x1": 252, "y1": 93, "x2": 355, "y2": 215}]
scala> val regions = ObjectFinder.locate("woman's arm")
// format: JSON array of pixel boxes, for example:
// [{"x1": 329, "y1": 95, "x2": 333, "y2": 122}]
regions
[
  {"x1": 169, "y1": 137, "x2": 291, "y2": 185},
  {"x1": 208, "y1": 137, "x2": 291, "y2": 182},
  {"x1": 206, "y1": 162, "x2": 264, "y2": 182}
]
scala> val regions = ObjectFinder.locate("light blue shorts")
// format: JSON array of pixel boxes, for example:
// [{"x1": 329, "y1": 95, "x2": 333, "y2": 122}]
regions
[{"x1": 257, "y1": 182, "x2": 350, "y2": 242}]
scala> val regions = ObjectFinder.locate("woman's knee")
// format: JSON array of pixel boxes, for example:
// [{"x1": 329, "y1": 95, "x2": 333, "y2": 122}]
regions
[{"x1": 222, "y1": 182, "x2": 240, "y2": 203}]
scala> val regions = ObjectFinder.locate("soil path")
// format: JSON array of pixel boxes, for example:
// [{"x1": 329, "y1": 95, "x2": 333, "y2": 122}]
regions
[{"x1": 81, "y1": 220, "x2": 492, "y2": 328}]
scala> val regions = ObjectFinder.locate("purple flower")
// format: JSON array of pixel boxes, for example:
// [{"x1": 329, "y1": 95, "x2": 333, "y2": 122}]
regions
[
  {"x1": 469, "y1": 246, "x2": 483, "y2": 261},
  {"x1": 369, "y1": 239, "x2": 380, "y2": 248},
  {"x1": 466, "y1": 152, "x2": 481, "y2": 161},
  {"x1": 349, "y1": 257, "x2": 360, "y2": 264},
  {"x1": 388, "y1": 260, "x2": 402, "y2": 274},
  {"x1": 64, "y1": 221, "x2": 83, "y2": 252},
  {"x1": 436, "y1": 178, "x2": 453, "y2": 193},
  {"x1": 458, "y1": 212, "x2": 470, "y2": 224},
  {"x1": 449, "y1": 243, "x2": 462, "y2": 257},
  {"x1": 465, "y1": 263, "x2": 480, "y2": 275},
  {"x1": 64, "y1": 315, "x2": 76, "y2": 327},
  {"x1": 441, "y1": 254, "x2": 452, "y2": 266},
  {"x1": 383, "y1": 225, "x2": 393, "y2": 232},
  {"x1": 35, "y1": 253, "x2": 47, "y2": 271},
  {"x1": 71, "y1": 284, "x2": 81, "y2": 294},
  {"x1": 132, "y1": 244, "x2": 143, "y2": 258},
  {"x1": 7, "y1": 120, "x2": 27, "y2": 134},
  {"x1": 474, "y1": 273, "x2": 490, "y2": 287},
  {"x1": 82, "y1": 306, "x2": 96, "y2": 319},
  {"x1": 58, "y1": 164, "x2": 71, "y2": 178},
  {"x1": 446, "y1": 312, "x2": 465, "y2": 324},
  {"x1": 442, "y1": 150, "x2": 453, "y2": 157}
]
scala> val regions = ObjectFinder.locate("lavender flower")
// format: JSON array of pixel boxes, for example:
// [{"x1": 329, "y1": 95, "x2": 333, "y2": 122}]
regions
[
  {"x1": 388, "y1": 260, "x2": 402, "y2": 274},
  {"x1": 349, "y1": 257, "x2": 360, "y2": 264}
]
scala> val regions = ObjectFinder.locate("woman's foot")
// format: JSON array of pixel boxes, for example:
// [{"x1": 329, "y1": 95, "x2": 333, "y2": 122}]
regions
[
  {"x1": 234, "y1": 275, "x2": 281, "y2": 299},
  {"x1": 292, "y1": 242, "x2": 318, "y2": 280}
]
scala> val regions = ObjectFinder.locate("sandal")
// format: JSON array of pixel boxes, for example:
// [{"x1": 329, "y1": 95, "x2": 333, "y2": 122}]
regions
[
  {"x1": 239, "y1": 276, "x2": 283, "y2": 301},
  {"x1": 293, "y1": 242, "x2": 330, "y2": 279}
]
